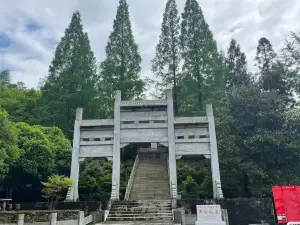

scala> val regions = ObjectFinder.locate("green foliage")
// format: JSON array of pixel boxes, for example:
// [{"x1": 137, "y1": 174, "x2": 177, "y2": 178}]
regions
[
  {"x1": 217, "y1": 85, "x2": 300, "y2": 197},
  {"x1": 2, "y1": 122, "x2": 71, "y2": 200},
  {"x1": 100, "y1": 0, "x2": 144, "y2": 115},
  {"x1": 40, "y1": 11, "x2": 99, "y2": 138},
  {"x1": 182, "y1": 175, "x2": 198, "y2": 197},
  {"x1": 13, "y1": 123, "x2": 71, "y2": 179},
  {"x1": 79, "y1": 159, "x2": 112, "y2": 201},
  {"x1": 0, "y1": 70, "x2": 11, "y2": 86},
  {"x1": 0, "y1": 86, "x2": 41, "y2": 124},
  {"x1": 151, "y1": 0, "x2": 181, "y2": 114},
  {"x1": 79, "y1": 158, "x2": 134, "y2": 201},
  {"x1": 0, "y1": 109, "x2": 18, "y2": 179},
  {"x1": 177, "y1": 159, "x2": 212, "y2": 198},
  {"x1": 41, "y1": 174, "x2": 73, "y2": 210}
]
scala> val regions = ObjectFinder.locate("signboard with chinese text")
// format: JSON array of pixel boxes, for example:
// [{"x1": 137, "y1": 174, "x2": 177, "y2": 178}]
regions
[
  {"x1": 196, "y1": 205, "x2": 222, "y2": 222},
  {"x1": 272, "y1": 186, "x2": 300, "y2": 223}
]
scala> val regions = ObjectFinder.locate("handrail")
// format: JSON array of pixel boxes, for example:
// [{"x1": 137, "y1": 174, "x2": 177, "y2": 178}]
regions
[
  {"x1": 167, "y1": 158, "x2": 172, "y2": 198},
  {"x1": 167, "y1": 158, "x2": 178, "y2": 200},
  {"x1": 215, "y1": 180, "x2": 224, "y2": 199},
  {"x1": 124, "y1": 155, "x2": 139, "y2": 200}
]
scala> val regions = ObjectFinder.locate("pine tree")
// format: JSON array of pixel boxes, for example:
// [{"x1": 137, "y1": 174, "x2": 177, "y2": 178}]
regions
[
  {"x1": 180, "y1": 0, "x2": 219, "y2": 113},
  {"x1": 255, "y1": 37, "x2": 277, "y2": 76},
  {"x1": 255, "y1": 37, "x2": 292, "y2": 103},
  {"x1": 151, "y1": 0, "x2": 181, "y2": 115},
  {"x1": 255, "y1": 38, "x2": 278, "y2": 90},
  {"x1": 282, "y1": 32, "x2": 300, "y2": 95},
  {"x1": 40, "y1": 11, "x2": 98, "y2": 137},
  {"x1": 0, "y1": 70, "x2": 11, "y2": 87},
  {"x1": 100, "y1": 0, "x2": 144, "y2": 113},
  {"x1": 255, "y1": 37, "x2": 278, "y2": 91},
  {"x1": 227, "y1": 39, "x2": 250, "y2": 88}
]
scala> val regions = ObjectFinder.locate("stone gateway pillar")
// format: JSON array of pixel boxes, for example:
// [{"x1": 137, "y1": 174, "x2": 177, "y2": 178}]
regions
[
  {"x1": 68, "y1": 107, "x2": 83, "y2": 201},
  {"x1": 167, "y1": 90, "x2": 178, "y2": 199},
  {"x1": 111, "y1": 91, "x2": 121, "y2": 200}
]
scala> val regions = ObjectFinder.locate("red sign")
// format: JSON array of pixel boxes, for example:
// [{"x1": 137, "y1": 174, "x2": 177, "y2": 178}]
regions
[{"x1": 272, "y1": 186, "x2": 300, "y2": 223}]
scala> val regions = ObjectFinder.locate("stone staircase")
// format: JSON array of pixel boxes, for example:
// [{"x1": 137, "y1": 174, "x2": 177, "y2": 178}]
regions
[
  {"x1": 104, "y1": 200, "x2": 173, "y2": 224},
  {"x1": 103, "y1": 153, "x2": 173, "y2": 224},
  {"x1": 129, "y1": 156, "x2": 170, "y2": 200}
]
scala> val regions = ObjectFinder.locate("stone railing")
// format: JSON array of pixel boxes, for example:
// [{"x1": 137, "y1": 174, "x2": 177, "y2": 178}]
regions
[
  {"x1": 104, "y1": 199, "x2": 113, "y2": 222},
  {"x1": 0, "y1": 211, "x2": 89, "y2": 225},
  {"x1": 167, "y1": 158, "x2": 171, "y2": 196},
  {"x1": 124, "y1": 155, "x2": 139, "y2": 200},
  {"x1": 65, "y1": 187, "x2": 72, "y2": 201},
  {"x1": 110, "y1": 182, "x2": 117, "y2": 200},
  {"x1": 215, "y1": 180, "x2": 224, "y2": 199},
  {"x1": 166, "y1": 158, "x2": 177, "y2": 201}
]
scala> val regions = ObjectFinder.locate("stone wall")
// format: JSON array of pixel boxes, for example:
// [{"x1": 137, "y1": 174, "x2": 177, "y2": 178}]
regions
[
  {"x1": 0, "y1": 211, "x2": 79, "y2": 225},
  {"x1": 179, "y1": 197, "x2": 276, "y2": 225},
  {"x1": 18, "y1": 201, "x2": 102, "y2": 212}
]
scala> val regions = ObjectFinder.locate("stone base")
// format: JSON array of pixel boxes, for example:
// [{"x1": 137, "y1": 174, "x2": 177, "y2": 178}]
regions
[{"x1": 195, "y1": 221, "x2": 226, "y2": 225}]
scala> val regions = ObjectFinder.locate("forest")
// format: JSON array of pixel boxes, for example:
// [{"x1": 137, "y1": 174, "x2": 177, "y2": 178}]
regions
[{"x1": 0, "y1": 0, "x2": 300, "y2": 202}]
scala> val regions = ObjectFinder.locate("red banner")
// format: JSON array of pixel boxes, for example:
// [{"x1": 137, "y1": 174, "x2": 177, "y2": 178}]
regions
[{"x1": 272, "y1": 186, "x2": 300, "y2": 223}]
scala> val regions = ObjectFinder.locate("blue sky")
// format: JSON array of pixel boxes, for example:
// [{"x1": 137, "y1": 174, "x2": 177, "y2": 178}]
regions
[{"x1": 1, "y1": 0, "x2": 300, "y2": 88}]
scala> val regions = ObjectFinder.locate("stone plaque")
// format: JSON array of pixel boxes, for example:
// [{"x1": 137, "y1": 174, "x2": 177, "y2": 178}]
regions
[{"x1": 195, "y1": 205, "x2": 225, "y2": 225}]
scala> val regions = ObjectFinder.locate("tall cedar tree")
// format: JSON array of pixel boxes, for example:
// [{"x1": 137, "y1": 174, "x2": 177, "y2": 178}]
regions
[
  {"x1": 180, "y1": 0, "x2": 219, "y2": 113},
  {"x1": 0, "y1": 70, "x2": 11, "y2": 87},
  {"x1": 227, "y1": 39, "x2": 250, "y2": 88},
  {"x1": 100, "y1": 0, "x2": 144, "y2": 114},
  {"x1": 41, "y1": 11, "x2": 98, "y2": 138},
  {"x1": 282, "y1": 32, "x2": 300, "y2": 95},
  {"x1": 151, "y1": 0, "x2": 181, "y2": 115},
  {"x1": 255, "y1": 37, "x2": 290, "y2": 96}
]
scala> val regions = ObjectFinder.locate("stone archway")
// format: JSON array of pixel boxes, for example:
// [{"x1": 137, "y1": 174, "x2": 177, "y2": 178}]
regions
[{"x1": 66, "y1": 90, "x2": 223, "y2": 201}]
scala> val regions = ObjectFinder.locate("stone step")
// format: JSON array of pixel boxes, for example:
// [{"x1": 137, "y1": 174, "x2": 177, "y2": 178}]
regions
[
  {"x1": 111, "y1": 205, "x2": 171, "y2": 209},
  {"x1": 106, "y1": 216, "x2": 173, "y2": 221},
  {"x1": 134, "y1": 177, "x2": 168, "y2": 180},
  {"x1": 137, "y1": 165, "x2": 166, "y2": 167},
  {"x1": 130, "y1": 190, "x2": 169, "y2": 194},
  {"x1": 102, "y1": 222, "x2": 174, "y2": 224},
  {"x1": 134, "y1": 175, "x2": 167, "y2": 177},
  {"x1": 112, "y1": 200, "x2": 171, "y2": 205},
  {"x1": 111, "y1": 204, "x2": 171, "y2": 207},
  {"x1": 110, "y1": 212, "x2": 173, "y2": 217},
  {"x1": 112, "y1": 204, "x2": 171, "y2": 208},
  {"x1": 130, "y1": 192, "x2": 169, "y2": 196},
  {"x1": 111, "y1": 207, "x2": 172, "y2": 212},
  {"x1": 131, "y1": 182, "x2": 169, "y2": 185},
  {"x1": 109, "y1": 209, "x2": 172, "y2": 213},
  {"x1": 132, "y1": 180, "x2": 168, "y2": 183},
  {"x1": 131, "y1": 186, "x2": 169, "y2": 189},
  {"x1": 112, "y1": 201, "x2": 171, "y2": 205},
  {"x1": 129, "y1": 197, "x2": 170, "y2": 200},
  {"x1": 130, "y1": 194, "x2": 169, "y2": 198}
]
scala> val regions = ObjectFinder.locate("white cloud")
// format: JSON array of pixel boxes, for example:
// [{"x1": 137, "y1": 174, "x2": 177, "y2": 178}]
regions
[{"x1": 0, "y1": 0, "x2": 299, "y2": 88}]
